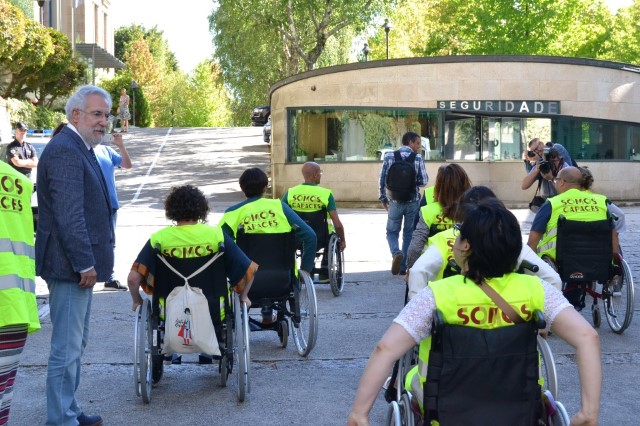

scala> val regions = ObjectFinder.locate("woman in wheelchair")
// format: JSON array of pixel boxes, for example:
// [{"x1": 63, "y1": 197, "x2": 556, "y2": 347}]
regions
[
  {"x1": 349, "y1": 199, "x2": 601, "y2": 426},
  {"x1": 408, "y1": 186, "x2": 562, "y2": 301},
  {"x1": 127, "y1": 184, "x2": 257, "y2": 317},
  {"x1": 405, "y1": 163, "x2": 471, "y2": 272}
]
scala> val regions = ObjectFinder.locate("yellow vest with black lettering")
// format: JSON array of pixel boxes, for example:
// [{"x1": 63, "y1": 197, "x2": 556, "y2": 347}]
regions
[
  {"x1": 287, "y1": 184, "x2": 334, "y2": 233},
  {"x1": 221, "y1": 198, "x2": 292, "y2": 238},
  {"x1": 424, "y1": 186, "x2": 435, "y2": 205},
  {"x1": 0, "y1": 162, "x2": 39, "y2": 333},
  {"x1": 427, "y1": 228, "x2": 457, "y2": 281},
  {"x1": 420, "y1": 202, "x2": 454, "y2": 238},
  {"x1": 405, "y1": 273, "x2": 544, "y2": 413},
  {"x1": 150, "y1": 223, "x2": 224, "y2": 258},
  {"x1": 537, "y1": 188, "x2": 608, "y2": 260}
]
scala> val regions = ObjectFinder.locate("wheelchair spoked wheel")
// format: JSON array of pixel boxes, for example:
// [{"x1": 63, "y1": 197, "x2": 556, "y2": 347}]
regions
[
  {"x1": 278, "y1": 319, "x2": 289, "y2": 348},
  {"x1": 385, "y1": 400, "x2": 402, "y2": 426},
  {"x1": 292, "y1": 270, "x2": 318, "y2": 357},
  {"x1": 219, "y1": 318, "x2": 233, "y2": 387},
  {"x1": 400, "y1": 392, "x2": 415, "y2": 426},
  {"x1": 552, "y1": 400, "x2": 571, "y2": 426},
  {"x1": 134, "y1": 298, "x2": 153, "y2": 403},
  {"x1": 151, "y1": 354, "x2": 163, "y2": 385},
  {"x1": 591, "y1": 303, "x2": 601, "y2": 328},
  {"x1": 537, "y1": 335, "x2": 558, "y2": 399},
  {"x1": 233, "y1": 293, "x2": 250, "y2": 401},
  {"x1": 604, "y1": 258, "x2": 635, "y2": 334},
  {"x1": 328, "y1": 234, "x2": 345, "y2": 296}
]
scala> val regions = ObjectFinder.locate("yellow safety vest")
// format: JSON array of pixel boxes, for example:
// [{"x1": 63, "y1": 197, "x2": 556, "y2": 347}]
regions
[
  {"x1": 537, "y1": 188, "x2": 608, "y2": 260},
  {"x1": 150, "y1": 224, "x2": 224, "y2": 258},
  {"x1": 0, "y1": 162, "x2": 39, "y2": 333},
  {"x1": 424, "y1": 186, "x2": 435, "y2": 204},
  {"x1": 287, "y1": 184, "x2": 335, "y2": 233},
  {"x1": 420, "y1": 202, "x2": 454, "y2": 236},
  {"x1": 405, "y1": 273, "x2": 544, "y2": 413},
  {"x1": 220, "y1": 198, "x2": 292, "y2": 238},
  {"x1": 426, "y1": 228, "x2": 457, "y2": 280}
]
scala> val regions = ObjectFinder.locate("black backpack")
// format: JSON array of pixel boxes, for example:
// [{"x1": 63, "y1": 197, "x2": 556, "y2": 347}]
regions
[{"x1": 386, "y1": 150, "x2": 417, "y2": 202}]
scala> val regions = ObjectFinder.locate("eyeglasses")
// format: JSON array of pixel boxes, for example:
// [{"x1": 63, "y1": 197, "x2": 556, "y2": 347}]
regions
[
  {"x1": 452, "y1": 223, "x2": 462, "y2": 237},
  {"x1": 78, "y1": 109, "x2": 111, "y2": 120}
]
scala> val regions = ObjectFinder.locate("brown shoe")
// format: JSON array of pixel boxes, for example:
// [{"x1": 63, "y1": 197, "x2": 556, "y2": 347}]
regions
[{"x1": 391, "y1": 253, "x2": 403, "y2": 275}]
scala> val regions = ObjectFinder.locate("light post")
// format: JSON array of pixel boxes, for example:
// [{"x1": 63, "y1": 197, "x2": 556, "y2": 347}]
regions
[
  {"x1": 37, "y1": 0, "x2": 45, "y2": 25},
  {"x1": 362, "y1": 43, "x2": 371, "y2": 62},
  {"x1": 130, "y1": 80, "x2": 139, "y2": 127},
  {"x1": 382, "y1": 19, "x2": 392, "y2": 60}
]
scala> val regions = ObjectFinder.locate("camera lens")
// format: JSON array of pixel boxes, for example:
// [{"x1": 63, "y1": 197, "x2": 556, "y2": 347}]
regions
[{"x1": 527, "y1": 151, "x2": 536, "y2": 158}]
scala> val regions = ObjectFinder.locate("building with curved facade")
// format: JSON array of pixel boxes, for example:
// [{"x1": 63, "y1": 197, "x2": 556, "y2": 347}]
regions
[{"x1": 269, "y1": 55, "x2": 640, "y2": 205}]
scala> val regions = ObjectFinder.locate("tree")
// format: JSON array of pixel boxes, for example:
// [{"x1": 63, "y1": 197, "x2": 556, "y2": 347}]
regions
[
  {"x1": 115, "y1": 24, "x2": 178, "y2": 73},
  {"x1": 0, "y1": 0, "x2": 27, "y2": 74},
  {"x1": 600, "y1": 0, "x2": 640, "y2": 64},
  {"x1": 210, "y1": 0, "x2": 393, "y2": 124}
]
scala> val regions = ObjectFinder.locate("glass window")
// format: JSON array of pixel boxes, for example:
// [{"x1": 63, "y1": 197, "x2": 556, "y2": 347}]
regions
[{"x1": 287, "y1": 108, "x2": 442, "y2": 162}]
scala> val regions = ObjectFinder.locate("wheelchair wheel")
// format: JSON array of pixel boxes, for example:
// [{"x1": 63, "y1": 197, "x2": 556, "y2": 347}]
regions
[
  {"x1": 537, "y1": 335, "x2": 558, "y2": 399},
  {"x1": 591, "y1": 304, "x2": 601, "y2": 328},
  {"x1": 278, "y1": 319, "x2": 289, "y2": 348},
  {"x1": 604, "y1": 258, "x2": 635, "y2": 334},
  {"x1": 220, "y1": 316, "x2": 233, "y2": 387},
  {"x1": 328, "y1": 234, "x2": 345, "y2": 296},
  {"x1": 134, "y1": 298, "x2": 153, "y2": 403},
  {"x1": 292, "y1": 270, "x2": 318, "y2": 357},
  {"x1": 385, "y1": 401, "x2": 402, "y2": 426},
  {"x1": 400, "y1": 392, "x2": 415, "y2": 426},
  {"x1": 233, "y1": 293, "x2": 250, "y2": 401},
  {"x1": 551, "y1": 400, "x2": 571, "y2": 426},
  {"x1": 151, "y1": 355, "x2": 163, "y2": 384}
]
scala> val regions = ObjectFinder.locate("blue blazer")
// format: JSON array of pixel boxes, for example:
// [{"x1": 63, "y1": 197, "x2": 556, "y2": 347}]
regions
[{"x1": 35, "y1": 126, "x2": 115, "y2": 282}]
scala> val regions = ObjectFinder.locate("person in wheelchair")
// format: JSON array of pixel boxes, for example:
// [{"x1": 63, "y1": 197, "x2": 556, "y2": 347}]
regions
[
  {"x1": 219, "y1": 167, "x2": 316, "y2": 324},
  {"x1": 406, "y1": 164, "x2": 471, "y2": 273},
  {"x1": 348, "y1": 199, "x2": 601, "y2": 426},
  {"x1": 127, "y1": 185, "x2": 258, "y2": 362},
  {"x1": 408, "y1": 186, "x2": 562, "y2": 301},
  {"x1": 527, "y1": 166, "x2": 623, "y2": 307},
  {"x1": 282, "y1": 161, "x2": 346, "y2": 282}
]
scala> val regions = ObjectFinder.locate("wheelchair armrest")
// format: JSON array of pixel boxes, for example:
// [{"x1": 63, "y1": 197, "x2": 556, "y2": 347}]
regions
[
  {"x1": 532, "y1": 310, "x2": 546, "y2": 330},
  {"x1": 517, "y1": 259, "x2": 539, "y2": 274}
]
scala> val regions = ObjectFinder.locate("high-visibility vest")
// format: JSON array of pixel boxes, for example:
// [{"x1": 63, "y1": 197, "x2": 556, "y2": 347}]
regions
[
  {"x1": 405, "y1": 273, "x2": 544, "y2": 413},
  {"x1": 537, "y1": 188, "x2": 608, "y2": 260},
  {"x1": 150, "y1": 224, "x2": 224, "y2": 258},
  {"x1": 220, "y1": 198, "x2": 292, "y2": 238},
  {"x1": 420, "y1": 202, "x2": 454, "y2": 236},
  {"x1": 287, "y1": 184, "x2": 334, "y2": 233},
  {"x1": 426, "y1": 228, "x2": 456, "y2": 280},
  {"x1": 0, "y1": 162, "x2": 39, "y2": 333},
  {"x1": 424, "y1": 186, "x2": 435, "y2": 205}
]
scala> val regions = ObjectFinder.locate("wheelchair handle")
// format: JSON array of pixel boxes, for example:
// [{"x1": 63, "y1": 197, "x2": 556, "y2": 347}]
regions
[{"x1": 518, "y1": 260, "x2": 539, "y2": 273}]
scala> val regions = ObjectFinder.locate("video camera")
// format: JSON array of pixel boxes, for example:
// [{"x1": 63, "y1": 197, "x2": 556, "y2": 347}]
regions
[{"x1": 527, "y1": 147, "x2": 552, "y2": 173}]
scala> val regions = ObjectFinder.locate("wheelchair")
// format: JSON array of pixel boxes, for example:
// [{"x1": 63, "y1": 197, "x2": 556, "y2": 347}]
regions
[
  {"x1": 293, "y1": 208, "x2": 345, "y2": 296},
  {"x1": 385, "y1": 310, "x2": 570, "y2": 426},
  {"x1": 236, "y1": 229, "x2": 318, "y2": 356},
  {"x1": 133, "y1": 249, "x2": 251, "y2": 403},
  {"x1": 542, "y1": 216, "x2": 634, "y2": 334}
]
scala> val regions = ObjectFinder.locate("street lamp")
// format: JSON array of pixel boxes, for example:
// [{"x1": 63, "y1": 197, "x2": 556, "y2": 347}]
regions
[
  {"x1": 382, "y1": 19, "x2": 392, "y2": 60},
  {"x1": 37, "y1": 1, "x2": 45, "y2": 25},
  {"x1": 362, "y1": 43, "x2": 371, "y2": 62},
  {"x1": 130, "y1": 80, "x2": 139, "y2": 127}
]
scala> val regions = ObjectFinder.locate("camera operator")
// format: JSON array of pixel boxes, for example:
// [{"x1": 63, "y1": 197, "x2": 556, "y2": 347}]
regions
[
  {"x1": 523, "y1": 138, "x2": 544, "y2": 172},
  {"x1": 521, "y1": 147, "x2": 568, "y2": 199}
]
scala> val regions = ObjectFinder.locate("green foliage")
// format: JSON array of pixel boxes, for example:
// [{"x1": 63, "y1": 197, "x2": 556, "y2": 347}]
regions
[
  {"x1": 115, "y1": 24, "x2": 178, "y2": 73},
  {"x1": 100, "y1": 73, "x2": 153, "y2": 128},
  {"x1": 0, "y1": 1, "x2": 27, "y2": 61},
  {"x1": 210, "y1": 0, "x2": 393, "y2": 125},
  {"x1": 359, "y1": 114, "x2": 400, "y2": 157},
  {"x1": 3, "y1": 98, "x2": 65, "y2": 129},
  {"x1": 7, "y1": 0, "x2": 32, "y2": 18}
]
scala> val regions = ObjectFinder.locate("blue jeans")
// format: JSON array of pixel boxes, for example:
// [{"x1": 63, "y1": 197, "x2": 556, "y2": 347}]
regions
[
  {"x1": 386, "y1": 200, "x2": 420, "y2": 271},
  {"x1": 46, "y1": 280, "x2": 93, "y2": 426}
]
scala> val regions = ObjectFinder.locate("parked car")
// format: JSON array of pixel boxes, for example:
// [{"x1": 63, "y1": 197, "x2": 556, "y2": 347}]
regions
[
  {"x1": 263, "y1": 118, "x2": 272, "y2": 143},
  {"x1": 251, "y1": 105, "x2": 270, "y2": 126}
]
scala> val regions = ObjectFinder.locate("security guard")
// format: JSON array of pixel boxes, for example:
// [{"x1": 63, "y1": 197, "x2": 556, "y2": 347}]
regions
[{"x1": 0, "y1": 160, "x2": 40, "y2": 424}]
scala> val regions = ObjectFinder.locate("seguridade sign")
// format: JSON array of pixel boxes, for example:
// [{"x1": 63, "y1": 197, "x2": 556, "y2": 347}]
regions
[{"x1": 437, "y1": 100, "x2": 561, "y2": 115}]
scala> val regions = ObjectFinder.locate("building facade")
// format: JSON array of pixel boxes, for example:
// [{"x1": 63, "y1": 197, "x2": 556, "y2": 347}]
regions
[{"x1": 269, "y1": 56, "x2": 640, "y2": 205}]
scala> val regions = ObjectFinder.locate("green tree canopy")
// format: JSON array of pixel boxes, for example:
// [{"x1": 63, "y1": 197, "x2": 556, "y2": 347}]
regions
[{"x1": 115, "y1": 24, "x2": 178, "y2": 73}]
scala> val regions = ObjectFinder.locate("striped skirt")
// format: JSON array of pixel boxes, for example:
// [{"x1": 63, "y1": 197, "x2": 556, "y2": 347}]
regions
[{"x1": 0, "y1": 325, "x2": 28, "y2": 426}]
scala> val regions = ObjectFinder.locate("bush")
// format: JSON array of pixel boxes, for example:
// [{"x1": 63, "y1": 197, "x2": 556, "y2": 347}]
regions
[
  {"x1": 100, "y1": 74, "x2": 153, "y2": 128},
  {"x1": 3, "y1": 98, "x2": 65, "y2": 130}
]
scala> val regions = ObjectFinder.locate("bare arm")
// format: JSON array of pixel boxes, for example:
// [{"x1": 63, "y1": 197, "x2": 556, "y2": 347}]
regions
[
  {"x1": 328, "y1": 210, "x2": 346, "y2": 250},
  {"x1": 113, "y1": 134, "x2": 132, "y2": 169},
  {"x1": 527, "y1": 230, "x2": 543, "y2": 253},
  {"x1": 551, "y1": 307, "x2": 601, "y2": 425},
  {"x1": 521, "y1": 164, "x2": 541, "y2": 190},
  {"x1": 127, "y1": 270, "x2": 145, "y2": 311},
  {"x1": 348, "y1": 323, "x2": 417, "y2": 426},
  {"x1": 10, "y1": 155, "x2": 38, "y2": 169}
]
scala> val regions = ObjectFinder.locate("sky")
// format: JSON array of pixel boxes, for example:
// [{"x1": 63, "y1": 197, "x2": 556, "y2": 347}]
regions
[
  {"x1": 111, "y1": 0, "x2": 215, "y2": 73},
  {"x1": 111, "y1": 0, "x2": 634, "y2": 74}
]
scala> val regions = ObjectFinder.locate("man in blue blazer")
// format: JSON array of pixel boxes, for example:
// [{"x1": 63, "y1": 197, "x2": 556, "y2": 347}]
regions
[{"x1": 36, "y1": 85, "x2": 114, "y2": 426}]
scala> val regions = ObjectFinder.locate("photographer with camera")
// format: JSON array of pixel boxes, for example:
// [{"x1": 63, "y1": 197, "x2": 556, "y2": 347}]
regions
[
  {"x1": 523, "y1": 138, "x2": 544, "y2": 173},
  {"x1": 521, "y1": 146, "x2": 568, "y2": 203}
]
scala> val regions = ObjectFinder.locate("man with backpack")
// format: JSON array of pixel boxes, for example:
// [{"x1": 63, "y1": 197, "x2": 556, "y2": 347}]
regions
[{"x1": 379, "y1": 132, "x2": 428, "y2": 275}]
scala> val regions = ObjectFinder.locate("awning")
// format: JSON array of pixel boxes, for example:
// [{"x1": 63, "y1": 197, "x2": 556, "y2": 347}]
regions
[{"x1": 75, "y1": 43, "x2": 126, "y2": 69}]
